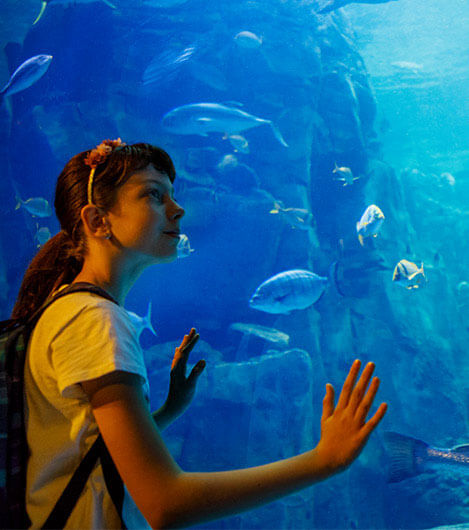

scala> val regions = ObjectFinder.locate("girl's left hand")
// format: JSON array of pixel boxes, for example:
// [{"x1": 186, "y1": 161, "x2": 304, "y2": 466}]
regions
[{"x1": 165, "y1": 328, "x2": 206, "y2": 419}]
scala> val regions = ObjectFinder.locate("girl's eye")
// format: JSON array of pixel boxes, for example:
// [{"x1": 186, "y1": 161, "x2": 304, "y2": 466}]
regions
[{"x1": 150, "y1": 189, "x2": 162, "y2": 200}]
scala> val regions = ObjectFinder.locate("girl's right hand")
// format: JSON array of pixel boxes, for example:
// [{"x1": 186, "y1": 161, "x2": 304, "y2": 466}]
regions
[{"x1": 314, "y1": 360, "x2": 388, "y2": 476}]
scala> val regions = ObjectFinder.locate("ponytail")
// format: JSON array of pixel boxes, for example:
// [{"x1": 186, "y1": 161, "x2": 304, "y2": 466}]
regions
[{"x1": 10, "y1": 230, "x2": 85, "y2": 320}]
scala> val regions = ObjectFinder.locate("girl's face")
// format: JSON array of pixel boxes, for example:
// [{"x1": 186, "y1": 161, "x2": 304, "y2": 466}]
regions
[{"x1": 107, "y1": 165, "x2": 184, "y2": 264}]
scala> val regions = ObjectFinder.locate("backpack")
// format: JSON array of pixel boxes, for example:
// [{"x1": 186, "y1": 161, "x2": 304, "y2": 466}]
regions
[{"x1": 0, "y1": 282, "x2": 127, "y2": 529}]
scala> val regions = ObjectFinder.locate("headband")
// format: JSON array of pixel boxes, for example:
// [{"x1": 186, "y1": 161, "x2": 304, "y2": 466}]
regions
[{"x1": 84, "y1": 138, "x2": 126, "y2": 204}]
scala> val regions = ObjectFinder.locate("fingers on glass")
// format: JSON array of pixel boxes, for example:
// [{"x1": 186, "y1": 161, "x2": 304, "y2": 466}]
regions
[
  {"x1": 362, "y1": 402, "x2": 388, "y2": 438},
  {"x1": 336, "y1": 359, "x2": 361, "y2": 410},
  {"x1": 349, "y1": 362, "x2": 375, "y2": 411},
  {"x1": 355, "y1": 376, "x2": 379, "y2": 424}
]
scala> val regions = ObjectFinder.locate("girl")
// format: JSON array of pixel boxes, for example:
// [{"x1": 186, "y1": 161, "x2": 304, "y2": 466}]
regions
[{"x1": 12, "y1": 140, "x2": 387, "y2": 529}]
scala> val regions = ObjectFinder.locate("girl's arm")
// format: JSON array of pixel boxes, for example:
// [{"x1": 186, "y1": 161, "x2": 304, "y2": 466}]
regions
[{"x1": 82, "y1": 360, "x2": 386, "y2": 529}]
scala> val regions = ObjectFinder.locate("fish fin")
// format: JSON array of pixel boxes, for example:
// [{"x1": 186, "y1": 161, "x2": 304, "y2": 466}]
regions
[
  {"x1": 452, "y1": 444, "x2": 469, "y2": 455},
  {"x1": 101, "y1": 0, "x2": 117, "y2": 7},
  {"x1": 269, "y1": 209, "x2": 279, "y2": 214},
  {"x1": 15, "y1": 194, "x2": 22, "y2": 210},
  {"x1": 343, "y1": 182, "x2": 348, "y2": 187},
  {"x1": 33, "y1": 1, "x2": 47, "y2": 24},
  {"x1": 328, "y1": 260, "x2": 345, "y2": 297},
  {"x1": 353, "y1": 176, "x2": 360, "y2": 181},
  {"x1": 392, "y1": 266, "x2": 400, "y2": 281},
  {"x1": 268, "y1": 121, "x2": 288, "y2": 147},
  {"x1": 144, "y1": 301, "x2": 157, "y2": 337},
  {"x1": 383, "y1": 431, "x2": 428, "y2": 483},
  {"x1": 358, "y1": 233, "x2": 365, "y2": 247}
]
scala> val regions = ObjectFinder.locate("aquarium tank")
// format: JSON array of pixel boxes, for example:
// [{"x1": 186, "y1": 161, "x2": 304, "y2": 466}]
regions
[{"x1": 1, "y1": 0, "x2": 469, "y2": 528}]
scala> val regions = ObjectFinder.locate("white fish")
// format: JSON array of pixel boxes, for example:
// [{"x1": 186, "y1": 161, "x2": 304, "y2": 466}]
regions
[
  {"x1": 34, "y1": 0, "x2": 116, "y2": 25},
  {"x1": 234, "y1": 31, "x2": 263, "y2": 49},
  {"x1": 390, "y1": 61, "x2": 424, "y2": 74},
  {"x1": 230, "y1": 322, "x2": 289, "y2": 347},
  {"x1": 392, "y1": 259, "x2": 425, "y2": 289},
  {"x1": 270, "y1": 201, "x2": 314, "y2": 231},
  {"x1": 15, "y1": 193, "x2": 52, "y2": 218},
  {"x1": 249, "y1": 264, "x2": 339, "y2": 315},
  {"x1": 333, "y1": 163, "x2": 359, "y2": 186},
  {"x1": 1, "y1": 55, "x2": 53, "y2": 97},
  {"x1": 440, "y1": 172, "x2": 456, "y2": 186},
  {"x1": 126, "y1": 302, "x2": 157, "y2": 341},
  {"x1": 356, "y1": 204, "x2": 385, "y2": 246},
  {"x1": 224, "y1": 134, "x2": 249, "y2": 154},
  {"x1": 34, "y1": 224, "x2": 52, "y2": 247},
  {"x1": 161, "y1": 103, "x2": 288, "y2": 147},
  {"x1": 142, "y1": 45, "x2": 196, "y2": 87},
  {"x1": 176, "y1": 233, "x2": 194, "y2": 258}
]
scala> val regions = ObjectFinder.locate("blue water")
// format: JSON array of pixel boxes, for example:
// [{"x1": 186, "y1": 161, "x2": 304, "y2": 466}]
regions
[{"x1": 2, "y1": 0, "x2": 469, "y2": 528}]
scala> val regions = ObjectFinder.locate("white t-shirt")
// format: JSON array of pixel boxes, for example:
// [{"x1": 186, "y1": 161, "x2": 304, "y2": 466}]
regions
[{"x1": 24, "y1": 285, "x2": 152, "y2": 529}]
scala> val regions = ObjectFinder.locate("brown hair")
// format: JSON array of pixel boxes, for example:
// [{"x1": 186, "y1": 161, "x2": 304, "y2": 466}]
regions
[{"x1": 11, "y1": 142, "x2": 176, "y2": 320}]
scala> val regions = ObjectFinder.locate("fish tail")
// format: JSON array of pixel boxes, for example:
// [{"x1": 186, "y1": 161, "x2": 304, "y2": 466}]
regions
[
  {"x1": 383, "y1": 431, "x2": 429, "y2": 483},
  {"x1": 33, "y1": 1, "x2": 47, "y2": 24},
  {"x1": 268, "y1": 121, "x2": 288, "y2": 147},
  {"x1": 358, "y1": 233, "x2": 365, "y2": 247},
  {"x1": 145, "y1": 301, "x2": 157, "y2": 337},
  {"x1": 328, "y1": 260, "x2": 345, "y2": 298}
]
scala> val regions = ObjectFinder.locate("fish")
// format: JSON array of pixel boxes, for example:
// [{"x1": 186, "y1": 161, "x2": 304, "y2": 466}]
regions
[
  {"x1": 270, "y1": 201, "x2": 314, "y2": 231},
  {"x1": 161, "y1": 103, "x2": 288, "y2": 147},
  {"x1": 15, "y1": 193, "x2": 53, "y2": 218},
  {"x1": 318, "y1": 0, "x2": 399, "y2": 14},
  {"x1": 229, "y1": 322, "x2": 290, "y2": 347},
  {"x1": 392, "y1": 259, "x2": 426, "y2": 289},
  {"x1": 224, "y1": 134, "x2": 249, "y2": 154},
  {"x1": 390, "y1": 61, "x2": 424, "y2": 74},
  {"x1": 34, "y1": 0, "x2": 116, "y2": 25},
  {"x1": 440, "y1": 172, "x2": 456, "y2": 186},
  {"x1": 249, "y1": 263, "x2": 340, "y2": 315},
  {"x1": 142, "y1": 45, "x2": 196, "y2": 87},
  {"x1": 384, "y1": 431, "x2": 469, "y2": 483},
  {"x1": 333, "y1": 163, "x2": 359, "y2": 186},
  {"x1": 176, "y1": 233, "x2": 195, "y2": 258},
  {"x1": 1, "y1": 55, "x2": 53, "y2": 97},
  {"x1": 234, "y1": 31, "x2": 263, "y2": 49},
  {"x1": 34, "y1": 224, "x2": 52, "y2": 247},
  {"x1": 126, "y1": 302, "x2": 157, "y2": 341},
  {"x1": 356, "y1": 204, "x2": 385, "y2": 246}
]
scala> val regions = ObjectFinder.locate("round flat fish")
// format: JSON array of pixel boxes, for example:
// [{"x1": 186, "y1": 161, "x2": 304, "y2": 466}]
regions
[{"x1": 249, "y1": 269, "x2": 328, "y2": 314}]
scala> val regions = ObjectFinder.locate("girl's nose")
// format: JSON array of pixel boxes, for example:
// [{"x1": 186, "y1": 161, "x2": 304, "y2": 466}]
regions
[{"x1": 169, "y1": 199, "x2": 185, "y2": 220}]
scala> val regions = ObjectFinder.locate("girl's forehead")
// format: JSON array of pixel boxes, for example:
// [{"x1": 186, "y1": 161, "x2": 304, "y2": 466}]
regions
[{"x1": 128, "y1": 165, "x2": 170, "y2": 186}]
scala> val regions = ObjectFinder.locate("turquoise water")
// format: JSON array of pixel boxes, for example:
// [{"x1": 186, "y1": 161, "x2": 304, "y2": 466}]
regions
[{"x1": 1, "y1": 0, "x2": 469, "y2": 528}]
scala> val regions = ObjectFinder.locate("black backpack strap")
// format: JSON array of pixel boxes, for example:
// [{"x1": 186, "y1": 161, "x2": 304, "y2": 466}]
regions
[
  {"x1": 41, "y1": 436, "x2": 102, "y2": 529},
  {"x1": 41, "y1": 435, "x2": 127, "y2": 529}
]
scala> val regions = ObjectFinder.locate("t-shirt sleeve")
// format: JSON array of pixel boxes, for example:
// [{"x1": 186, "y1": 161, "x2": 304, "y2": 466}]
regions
[{"x1": 50, "y1": 300, "x2": 148, "y2": 399}]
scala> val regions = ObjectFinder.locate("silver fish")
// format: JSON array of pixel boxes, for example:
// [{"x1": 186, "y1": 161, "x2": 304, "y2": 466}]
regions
[
  {"x1": 34, "y1": 224, "x2": 52, "y2": 247},
  {"x1": 34, "y1": 0, "x2": 115, "y2": 24},
  {"x1": 15, "y1": 194, "x2": 52, "y2": 218},
  {"x1": 319, "y1": 0, "x2": 399, "y2": 14},
  {"x1": 161, "y1": 103, "x2": 288, "y2": 147},
  {"x1": 143, "y1": 45, "x2": 196, "y2": 87},
  {"x1": 176, "y1": 233, "x2": 194, "y2": 258},
  {"x1": 384, "y1": 431, "x2": 469, "y2": 483},
  {"x1": 333, "y1": 163, "x2": 359, "y2": 186},
  {"x1": 230, "y1": 322, "x2": 289, "y2": 347},
  {"x1": 126, "y1": 302, "x2": 157, "y2": 341},
  {"x1": 249, "y1": 268, "x2": 333, "y2": 314},
  {"x1": 356, "y1": 204, "x2": 385, "y2": 246},
  {"x1": 392, "y1": 259, "x2": 425, "y2": 289},
  {"x1": 1, "y1": 55, "x2": 53, "y2": 97},
  {"x1": 225, "y1": 134, "x2": 249, "y2": 154},
  {"x1": 270, "y1": 201, "x2": 314, "y2": 231},
  {"x1": 234, "y1": 31, "x2": 263, "y2": 49}
]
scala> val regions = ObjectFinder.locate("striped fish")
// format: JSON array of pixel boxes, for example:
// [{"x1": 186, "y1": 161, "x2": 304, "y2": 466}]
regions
[{"x1": 249, "y1": 264, "x2": 339, "y2": 314}]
